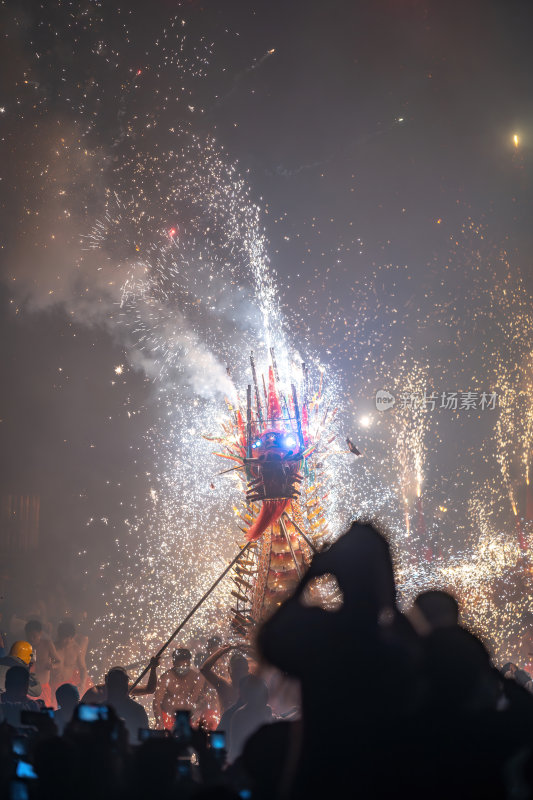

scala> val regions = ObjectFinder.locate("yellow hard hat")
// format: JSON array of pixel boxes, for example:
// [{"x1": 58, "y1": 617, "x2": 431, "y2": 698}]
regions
[{"x1": 10, "y1": 640, "x2": 33, "y2": 665}]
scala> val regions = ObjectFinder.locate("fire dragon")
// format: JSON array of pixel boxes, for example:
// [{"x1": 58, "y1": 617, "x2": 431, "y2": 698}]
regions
[{"x1": 206, "y1": 350, "x2": 343, "y2": 637}]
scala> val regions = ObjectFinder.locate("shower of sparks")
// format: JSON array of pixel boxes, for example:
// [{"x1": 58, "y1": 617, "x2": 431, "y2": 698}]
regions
[
  {"x1": 6, "y1": 4, "x2": 533, "y2": 678},
  {"x1": 87, "y1": 58, "x2": 533, "y2": 675}
]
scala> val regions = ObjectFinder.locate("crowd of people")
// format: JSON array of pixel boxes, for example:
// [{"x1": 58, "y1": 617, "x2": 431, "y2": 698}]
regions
[{"x1": 2, "y1": 521, "x2": 533, "y2": 798}]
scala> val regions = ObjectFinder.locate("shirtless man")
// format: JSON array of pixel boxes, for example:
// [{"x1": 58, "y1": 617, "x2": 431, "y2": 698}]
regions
[
  {"x1": 200, "y1": 644, "x2": 250, "y2": 713},
  {"x1": 25, "y1": 620, "x2": 60, "y2": 707},
  {"x1": 51, "y1": 621, "x2": 87, "y2": 696},
  {"x1": 153, "y1": 648, "x2": 210, "y2": 730}
]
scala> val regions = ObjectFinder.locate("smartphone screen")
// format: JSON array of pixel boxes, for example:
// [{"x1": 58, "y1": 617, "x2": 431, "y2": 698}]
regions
[
  {"x1": 209, "y1": 730, "x2": 226, "y2": 750},
  {"x1": 77, "y1": 704, "x2": 109, "y2": 722},
  {"x1": 9, "y1": 781, "x2": 30, "y2": 800},
  {"x1": 12, "y1": 738, "x2": 28, "y2": 757},
  {"x1": 173, "y1": 709, "x2": 192, "y2": 740},
  {"x1": 177, "y1": 758, "x2": 191, "y2": 779},
  {"x1": 15, "y1": 762, "x2": 37, "y2": 780}
]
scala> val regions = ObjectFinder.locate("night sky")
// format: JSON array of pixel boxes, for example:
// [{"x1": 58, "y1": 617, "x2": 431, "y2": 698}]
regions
[{"x1": 1, "y1": 0, "x2": 533, "y2": 656}]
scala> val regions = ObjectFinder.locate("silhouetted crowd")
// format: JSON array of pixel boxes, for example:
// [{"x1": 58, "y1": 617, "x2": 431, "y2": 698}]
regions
[{"x1": 3, "y1": 521, "x2": 533, "y2": 799}]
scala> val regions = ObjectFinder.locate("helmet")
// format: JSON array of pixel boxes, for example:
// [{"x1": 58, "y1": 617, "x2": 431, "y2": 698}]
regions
[{"x1": 10, "y1": 641, "x2": 33, "y2": 665}]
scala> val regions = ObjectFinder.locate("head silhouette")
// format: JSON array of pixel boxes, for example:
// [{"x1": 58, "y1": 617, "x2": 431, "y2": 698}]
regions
[
  {"x1": 5, "y1": 665, "x2": 30, "y2": 701},
  {"x1": 105, "y1": 667, "x2": 129, "y2": 698},
  {"x1": 56, "y1": 682, "x2": 80, "y2": 712},
  {"x1": 414, "y1": 590, "x2": 459, "y2": 631},
  {"x1": 313, "y1": 522, "x2": 396, "y2": 621},
  {"x1": 58, "y1": 621, "x2": 76, "y2": 643},
  {"x1": 24, "y1": 620, "x2": 43, "y2": 646},
  {"x1": 230, "y1": 652, "x2": 249, "y2": 685},
  {"x1": 172, "y1": 648, "x2": 191, "y2": 676}
]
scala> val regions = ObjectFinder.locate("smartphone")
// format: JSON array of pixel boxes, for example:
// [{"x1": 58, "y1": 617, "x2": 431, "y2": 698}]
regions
[
  {"x1": 138, "y1": 728, "x2": 168, "y2": 741},
  {"x1": 9, "y1": 782, "x2": 30, "y2": 800},
  {"x1": 20, "y1": 709, "x2": 54, "y2": 726},
  {"x1": 15, "y1": 762, "x2": 37, "y2": 780},
  {"x1": 177, "y1": 757, "x2": 191, "y2": 779},
  {"x1": 12, "y1": 738, "x2": 28, "y2": 757},
  {"x1": 76, "y1": 704, "x2": 110, "y2": 722},
  {"x1": 208, "y1": 730, "x2": 226, "y2": 750},
  {"x1": 173, "y1": 709, "x2": 192, "y2": 740}
]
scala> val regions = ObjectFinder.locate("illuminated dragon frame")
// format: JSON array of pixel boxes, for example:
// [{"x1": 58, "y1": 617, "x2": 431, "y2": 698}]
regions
[{"x1": 207, "y1": 350, "x2": 336, "y2": 638}]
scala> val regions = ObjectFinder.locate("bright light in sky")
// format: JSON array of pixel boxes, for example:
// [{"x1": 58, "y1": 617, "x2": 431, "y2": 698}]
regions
[
  {"x1": 360, "y1": 414, "x2": 372, "y2": 428},
  {"x1": 513, "y1": 133, "x2": 520, "y2": 148}
]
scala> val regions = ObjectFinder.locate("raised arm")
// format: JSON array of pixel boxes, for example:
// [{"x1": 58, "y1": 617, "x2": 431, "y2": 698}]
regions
[
  {"x1": 199, "y1": 645, "x2": 233, "y2": 693},
  {"x1": 48, "y1": 639, "x2": 61, "y2": 667},
  {"x1": 76, "y1": 643, "x2": 88, "y2": 691},
  {"x1": 153, "y1": 671, "x2": 169, "y2": 727},
  {"x1": 131, "y1": 656, "x2": 159, "y2": 696}
]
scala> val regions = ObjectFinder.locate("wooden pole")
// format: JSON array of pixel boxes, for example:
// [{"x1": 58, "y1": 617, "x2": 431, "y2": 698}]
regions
[
  {"x1": 129, "y1": 541, "x2": 252, "y2": 693},
  {"x1": 281, "y1": 512, "x2": 318, "y2": 555}
]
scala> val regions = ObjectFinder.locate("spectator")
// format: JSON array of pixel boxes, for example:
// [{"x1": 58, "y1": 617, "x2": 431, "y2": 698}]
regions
[
  {"x1": 126, "y1": 738, "x2": 179, "y2": 800},
  {"x1": 415, "y1": 626, "x2": 510, "y2": 798},
  {"x1": 217, "y1": 676, "x2": 247, "y2": 755},
  {"x1": 259, "y1": 521, "x2": 420, "y2": 799},
  {"x1": 25, "y1": 619, "x2": 60, "y2": 707},
  {"x1": 229, "y1": 675, "x2": 273, "y2": 762},
  {"x1": 0, "y1": 640, "x2": 42, "y2": 697},
  {"x1": 201, "y1": 645, "x2": 250, "y2": 712},
  {"x1": 0, "y1": 664, "x2": 40, "y2": 725},
  {"x1": 55, "y1": 683, "x2": 80, "y2": 734},
  {"x1": 105, "y1": 667, "x2": 149, "y2": 744},
  {"x1": 240, "y1": 720, "x2": 294, "y2": 800},
  {"x1": 412, "y1": 589, "x2": 460, "y2": 634}
]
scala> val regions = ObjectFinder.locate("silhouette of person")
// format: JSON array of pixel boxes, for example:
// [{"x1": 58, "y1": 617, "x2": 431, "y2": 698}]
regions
[
  {"x1": 412, "y1": 589, "x2": 459, "y2": 634},
  {"x1": 105, "y1": 667, "x2": 149, "y2": 744},
  {"x1": 0, "y1": 664, "x2": 41, "y2": 725},
  {"x1": 55, "y1": 682, "x2": 80, "y2": 734},
  {"x1": 259, "y1": 521, "x2": 420, "y2": 799},
  {"x1": 228, "y1": 675, "x2": 274, "y2": 762}
]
